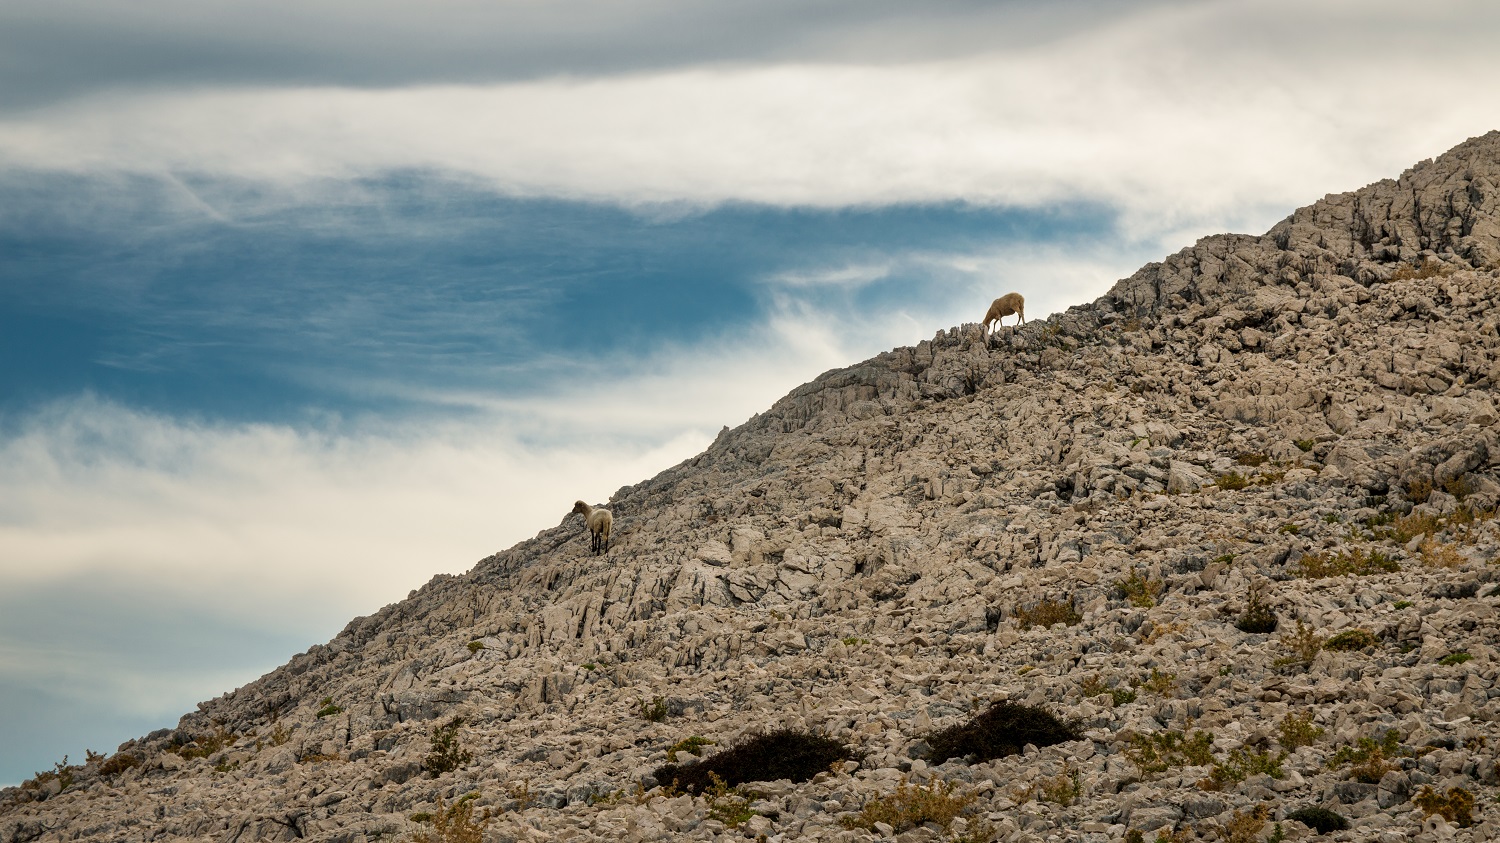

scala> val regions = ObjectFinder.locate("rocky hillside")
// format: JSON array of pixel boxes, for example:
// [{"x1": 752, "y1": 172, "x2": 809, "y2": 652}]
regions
[{"x1": 5, "y1": 132, "x2": 1500, "y2": 843}]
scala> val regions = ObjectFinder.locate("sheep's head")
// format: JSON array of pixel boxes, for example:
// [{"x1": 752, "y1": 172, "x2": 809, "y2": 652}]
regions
[{"x1": 571, "y1": 500, "x2": 590, "y2": 515}]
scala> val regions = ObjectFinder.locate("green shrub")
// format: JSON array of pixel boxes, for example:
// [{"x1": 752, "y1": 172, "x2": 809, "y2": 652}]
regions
[
  {"x1": 1328, "y1": 729, "x2": 1405, "y2": 784},
  {"x1": 173, "y1": 725, "x2": 236, "y2": 759},
  {"x1": 841, "y1": 777, "x2": 975, "y2": 834},
  {"x1": 1219, "y1": 805, "x2": 1269, "y2": 843},
  {"x1": 1277, "y1": 713, "x2": 1324, "y2": 749},
  {"x1": 666, "y1": 736, "x2": 715, "y2": 762},
  {"x1": 652, "y1": 729, "x2": 855, "y2": 793},
  {"x1": 1236, "y1": 453, "x2": 1269, "y2": 467},
  {"x1": 422, "y1": 718, "x2": 473, "y2": 777},
  {"x1": 1293, "y1": 547, "x2": 1398, "y2": 578},
  {"x1": 315, "y1": 697, "x2": 344, "y2": 718},
  {"x1": 1124, "y1": 730, "x2": 1214, "y2": 776},
  {"x1": 466, "y1": 641, "x2": 484, "y2": 653},
  {"x1": 704, "y1": 773, "x2": 760, "y2": 829},
  {"x1": 1440, "y1": 652, "x2": 1473, "y2": 666},
  {"x1": 1235, "y1": 585, "x2": 1278, "y2": 633},
  {"x1": 1413, "y1": 785, "x2": 1475, "y2": 827},
  {"x1": 924, "y1": 701, "x2": 1080, "y2": 764},
  {"x1": 1324, "y1": 629, "x2": 1378, "y2": 651},
  {"x1": 1274, "y1": 620, "x2": 1323, "y2": 670},
  {"x1": 1294, "y1": 439, "x2": 1316, "y2": 453},
  {"x1": 97, "y1": 752, "x2": 142, "y2": 779},
  {"x1": 1117, "y1": 572, "x2": 1163, "y2": 608},
  {"x1": 411, "y1": 793, "x2": 489, "y2": 843},
  {"x1": 1216, "y1": 472, "x2": 1250, "y2": 491},
  {"x1": 638, "y1": 696, "x2": 669, "y2": 722},
  {"x1": 1014, "y1": 598, "x2": 1082, "y2": 629},
  {"x1": 1285, "y1": 806, "x2": 1347, "y2": 833},
  {"x1": 1203, "y1": 748, "x2": 1286, "y2": 790}
]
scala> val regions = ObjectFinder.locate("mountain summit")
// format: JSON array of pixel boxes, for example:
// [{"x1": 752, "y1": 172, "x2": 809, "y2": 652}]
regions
[{"x1": 6, "y1": 132, "x2": 1500, "y2": 843}]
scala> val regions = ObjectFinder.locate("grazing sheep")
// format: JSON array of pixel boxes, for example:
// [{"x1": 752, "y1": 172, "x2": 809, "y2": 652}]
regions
[
  {"x1": 571, "y1": 500, "x2": 613, "y2": 555},
  {"x1": 982, "y1": 292, "x2": 1026, "y2": 336}
]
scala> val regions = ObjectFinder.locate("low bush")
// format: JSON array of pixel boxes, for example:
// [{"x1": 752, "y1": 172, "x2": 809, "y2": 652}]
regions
[
  {"x1": 666, "y1": 736, "x2": 714, "y2": 762},
  {"x1": 1202, "y1": 748, "x2": 1286, "y2": 791},
  {"x1": 1440, "y1": 652, "x2": 1473, "y2": 666},
  {"x1": 411, "y1": 793, "x2": 489, "y2": 843},
  {"x1": 924, "y1": 701, "x2": 1080, "y2": 764},
  {"x1": 1273, "y1": 620, "x2": 1324, "y2": 670},
  {"x1": 1013, "y1": 598, "x2": 1082, "y2": 630},
  {"x1": 841, "y1": 778, "x2": 974, "y2": 834},
  {"x1": 652, "y1": 729, "x2": 855, "y2": 793},
  {"x1": 1285, "y1": 806, "x2": 1347, "y2": 833},
  {"x1": 97, "y1": 752, "x2": 141, "y2": 779},
  {"x1": 1328, "y1": 729, "x2": 1405, "y2": 784},
  {"x1": 1293, "y1": 547, "x2": 1398, "y2": 578},
  {"x1": 1324, "y1": 629, "x2": 1378, "y2": 651},
  {"x1": 638, "y1": 696, "x2": 669, "y2": 722},
  {"x1": 1125, "y1": 730, "x2": 1214, "y2": 777},
  {"x1": 1277, "y1": 713, "x2": 1324, "y2": 749},
  {"x1": 423, "y1": 718, "x2": 473, "y2": 777},
  {"x1": 1117, "y1": 572, "x2": 1163, "y2": 608},
  {"x1": 1413, "y1": 785, "x2": 1475, "y2": 827},
  {"x1": 1235, "y1": 585, "x2": 1278, "y2": 633}
]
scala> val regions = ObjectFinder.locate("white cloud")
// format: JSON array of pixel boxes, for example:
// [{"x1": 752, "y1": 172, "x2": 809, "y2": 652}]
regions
[{"x1": 1, "y1": 1, "x2": 1496, "y2": 235}]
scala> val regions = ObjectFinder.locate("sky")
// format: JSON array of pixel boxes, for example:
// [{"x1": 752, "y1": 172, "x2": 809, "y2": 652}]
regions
[{"x1": 2, "y1": 0, "x2": 1499, "y2": 787}]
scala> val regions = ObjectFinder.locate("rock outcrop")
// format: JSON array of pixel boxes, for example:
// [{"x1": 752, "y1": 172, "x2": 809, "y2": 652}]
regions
[{"x1": 6, "y1": 131, "x2": 1500, "y2": 843}]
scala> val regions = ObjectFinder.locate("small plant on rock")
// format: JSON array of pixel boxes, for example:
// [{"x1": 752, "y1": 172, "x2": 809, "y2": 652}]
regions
[
  {"x1": 1293, "y1": 547, "x2": 1398, "y2": 578},
  {"x1": 638, "y1": 695, "x2": 669, "y2": 722},
  {"x1": 1440, "y1": 652, "x2": 1473, "y2": 666},
  {"x1": 315, "y1": 697, "x2": 344, "y2": 718},
  {"x1": 1202, "y1": 747, "x2": 1286, "y2": 791},
  {"x1": 1032, "y1": 765, "x2": 1083, "y2": 806},
  {"x1": 1235, "y1": 584, "x2": 1278, "y2": 633},
  {"x1": 1328, "y1": 729, "x2": 1405, "y2": 784},
  {"x1": 1125, "y1": 730, "x2": 1214, "y2": 777},
  {"x1": 1013, "y1": 598, "x2": 1082, "y2": 630},
  {"x1": 840, "y1": 777, "x2": 975, "y2": 834},
  {"x1": 466, "y1": 640, "x2": 484, "y2": 653},
  {"x1": 924, "y1": 701, "x2": 1080, "y2": 764},
  {"x1": 173, "y1": 724, "x2": 236, "y2": 759},
  {"x1": 97, "y1": 752, "x2": 141, "y2": 779},
  {"x1": 1117, "y1": 571, "x2": 1164, "y2": 608},
  {"x1": 1277, "y1": 712, "x2": 1324, "y2": 749},
  {"x1": 1274, "y1": 620, "x2": 1324, "y2": 670},
  {"x1": 1219, "y1": 805, "x2": 1269, "y2": 843},
  {"x1": 666, "y1": 736, "x2": 715, "y2": 762},
  {"x1": 1135, "y1": 669, "x2": 1177, "y2": 697},
  {"x1": 1418, "y1": 536, "x2": 1465, "y2": 568},
  {"x1": 1215, "y1": 472, "x2": 1250, "y2": 491},
  {"x1": 410, "y1": 792, "x2": 489, "y2": 843},
  {"x1": 1324, "y1": 628, "x2": 1378, "y2": 652},
  {"x1": 704, "y1": 772, "x2": 760, "y2": 829},
  {"x1": 423, "y1": 718, "x2": 473, "y2": 777},
  {"x1": 1413, "y1": 785, "x2": 1475, "y2": 828},
  {"x1": 1285, "y1": 806, "x2": 1347, "y2": 833}
]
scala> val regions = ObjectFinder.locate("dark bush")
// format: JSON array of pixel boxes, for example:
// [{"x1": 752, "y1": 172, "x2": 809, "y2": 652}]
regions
[
  {"x1": 1286, "y1": 806, "x2": 1348, "y2": 833},
  {"x1": 924, "y1": 701, "x2": 1080, "y2": 764},
  {"x1": 652, "y1": 729, "x2": 855, "y2": 793}
]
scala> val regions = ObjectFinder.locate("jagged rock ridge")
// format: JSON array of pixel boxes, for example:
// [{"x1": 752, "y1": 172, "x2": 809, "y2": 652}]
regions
[{"x1": 5, "y1": 131, "x2": 1500, "y2": 843}]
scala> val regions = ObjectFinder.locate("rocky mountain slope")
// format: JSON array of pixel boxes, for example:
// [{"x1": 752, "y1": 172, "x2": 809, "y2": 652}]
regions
[{"x1": 6, "y1": 131, "x2": 1500, "y2": 843}]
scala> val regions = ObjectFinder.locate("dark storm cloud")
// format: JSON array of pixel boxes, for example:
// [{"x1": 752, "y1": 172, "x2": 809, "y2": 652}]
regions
[{"x1": 0, "y1": 0, "x2": 1165, "y2": 111}]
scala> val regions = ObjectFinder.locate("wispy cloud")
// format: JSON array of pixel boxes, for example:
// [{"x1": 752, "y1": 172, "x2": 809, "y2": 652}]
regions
[{"x1": 3, "y1": 2, "x2": 1496, "y2": 234}]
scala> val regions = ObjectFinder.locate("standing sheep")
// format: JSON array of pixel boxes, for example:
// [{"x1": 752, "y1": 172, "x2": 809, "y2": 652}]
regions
[
  {"x1": 982, "y1": 292, "x2": 1026, "y2": 337},
  {"x1": 571, "y1": 500, "x2": 613, "y2": 555}
]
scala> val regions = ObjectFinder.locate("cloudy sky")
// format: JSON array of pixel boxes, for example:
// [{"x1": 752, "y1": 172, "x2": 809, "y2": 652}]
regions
[{"x1": 3, "y1": 0, "x2": 1499, "y2": 786}]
